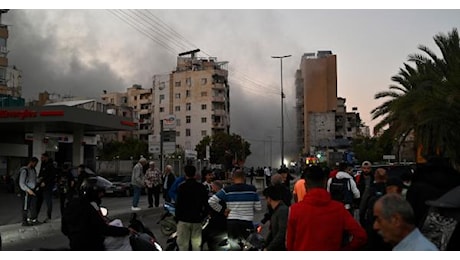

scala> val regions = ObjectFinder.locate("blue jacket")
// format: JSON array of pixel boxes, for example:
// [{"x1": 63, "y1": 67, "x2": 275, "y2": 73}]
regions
[{"x1": 168, "y1": 176, "x2": 185, "y2": 202}]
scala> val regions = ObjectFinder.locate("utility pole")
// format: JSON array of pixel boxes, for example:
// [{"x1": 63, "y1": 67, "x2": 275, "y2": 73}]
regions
[
  {"x1": 268, "y1": 135, "x2": 273, "y2": 168},
  {"x1": 160, "y1": 119, "x2": 164, "y2": 172},
  {"x1": 272, "y1": 54, "x2": 291, "y2": 167}
]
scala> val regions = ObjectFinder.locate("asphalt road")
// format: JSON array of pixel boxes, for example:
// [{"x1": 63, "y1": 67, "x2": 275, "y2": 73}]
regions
[{"x1": 1, "y1": 194, "x2": 269, "y2": 251}]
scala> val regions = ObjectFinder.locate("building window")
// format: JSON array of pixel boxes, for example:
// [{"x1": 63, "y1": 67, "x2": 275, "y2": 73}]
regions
[
  {"x1": 176, "y1": 119, "x2": 181, "y2": 126},
  {"x1": 176, "y1": 131, "x2": 180, "y2": 137},
  {"x1": 201, "y1": 78, "x2": 207, "y2": 85},
  {"x1": 201, "y1": 91, "x2": 207, "y2": 97},
  {"x1": 201, "y1": 104, "x2": 207, "y2": 110},
  {"x1": 160, "y1": 94, "x2": 165, "y2": 101},
  {"x1": 160, "y1": 107, "x2": 164, "y2": 112},
  {"x1": 159, "y1": 82, "x2": 166, "y2": 90},
  {"x1": 186, "y1": 129, "x2": 191, "y2": 136},
  {"x1": 186, "y1": 77, "x2": 192, "y2": 86},
  {"x1": 201, "y1": 117, "x2": 207, "y2": 123},
  {"x1": 201, "y1": 130, "x2": 207, "y2": 136},
  {"x1": 175, "y1": 93, "x2": 181, "y2": 99},
  {"x1": 186, "y1": 116, "x2": 191, "y2": 123},
  {"x1": 186, "y1": 103, "x2": 191, "y2": 111},
  {"x1": 186, "y1": 90, "x2": 191, "y2": 98},
  {"x1": 175, "y1": 106, "x2": 181, "y2": 112},
  {"x1": 175, "y1": 81, "x2": 181, "y2": 87}
]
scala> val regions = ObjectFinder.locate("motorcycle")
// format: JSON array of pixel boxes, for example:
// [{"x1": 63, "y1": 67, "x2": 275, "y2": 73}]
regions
[
  {"x1": 421, "y1": 185, "x2": 460, "y2": 250},
  {"x1": 165, "y1": 218, "x2": 264, "y2": 251},
  {"x1": 157, "y1": 202, "x2": 177, "y2": 236},
  {"x1": 102, "y1": 206, "x2": 163, "y2": 251}
]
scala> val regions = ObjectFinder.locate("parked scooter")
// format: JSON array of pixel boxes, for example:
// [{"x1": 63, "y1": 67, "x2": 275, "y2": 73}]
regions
[
  {"x1": 102, "y1": 207, "x2": 162, "y2": 251},
  {"x1": 157, "y1": 202, "x2": 177, "y2": 236},
  {"x1": 421, "y1": 185, "x2": 460, "y2": 250}
]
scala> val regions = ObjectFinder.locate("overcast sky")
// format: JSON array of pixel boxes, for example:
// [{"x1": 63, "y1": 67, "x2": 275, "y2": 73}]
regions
[{"x1": 2, "y1": 6, "x2": 459, "y2": 167}]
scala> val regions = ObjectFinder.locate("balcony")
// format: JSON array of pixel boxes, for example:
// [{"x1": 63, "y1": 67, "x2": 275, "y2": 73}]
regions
[
  {"x1": 212, "y1": 109, "x2": 227, "y2": 116},
  {"x1": 212, "y1": 95, "x2": 226, "y2": 103},
  {"x1": 212, "y1": 122, "x2": 226, "y2": 129}
]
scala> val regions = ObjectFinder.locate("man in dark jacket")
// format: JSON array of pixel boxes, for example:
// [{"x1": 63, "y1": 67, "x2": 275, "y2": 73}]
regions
[
  {"x1": 262, "y1": 185, "x2": 289, "y2": 251},
  {"x1": 61, "y1": 176, "x2": 132, "y2": 250},
  {"x1": 36, "y1": 153, "x2": 57, "y2": 223},
  {"x1": 175, "y1": 165, "x2": 209, "y2": 251},
  {"x1": 162, "y1": 165, "x2": 176, "y2": 203}
]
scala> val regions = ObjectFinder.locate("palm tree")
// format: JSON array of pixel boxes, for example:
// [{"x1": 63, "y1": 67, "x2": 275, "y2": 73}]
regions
[{"x1": 372, "y1": 28, "x2": 460, "y2": 168}]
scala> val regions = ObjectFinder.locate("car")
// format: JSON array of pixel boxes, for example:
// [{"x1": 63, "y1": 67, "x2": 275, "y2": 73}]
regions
[{"x1": 105, "y1": 175, "x2": 132, "y2": 197}]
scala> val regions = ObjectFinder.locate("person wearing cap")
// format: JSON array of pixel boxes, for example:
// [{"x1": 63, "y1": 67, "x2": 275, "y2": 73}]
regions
[
  {"x1": 144, "y1": 161, "x2": 162, "y2": 208},
  {"x1": 131, "y1": 157, "x2": 147, "y2": 211},
  {"x1": 373, "y1": 193, "x2": 438, "y2": 251},
  {"x1": 286, "y1": 165, "x2": 367, "y2": 250}
]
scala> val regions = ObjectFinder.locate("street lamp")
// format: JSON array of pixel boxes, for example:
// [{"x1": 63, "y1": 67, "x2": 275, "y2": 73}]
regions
[{"x1": 272, "y1": 54, "x2": 291, "y2": 168}]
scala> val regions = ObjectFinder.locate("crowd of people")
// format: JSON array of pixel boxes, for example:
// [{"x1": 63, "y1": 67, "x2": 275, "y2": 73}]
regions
[{"x1": 15, "y1": 153, "x2": 460, "y2": 251}]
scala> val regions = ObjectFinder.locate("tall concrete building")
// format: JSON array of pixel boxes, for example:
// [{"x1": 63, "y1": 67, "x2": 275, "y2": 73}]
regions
[
  {"x1": 100, "y1": 85, "x2": 147, "y2": 142},
  {"x1": 152, "y1": 50, "x2": 230, "y2": 154},
  {"x1": 0, "y1": 10, "x2": 22, "y2": 99},
  {"x1": 296, "y1": 51, "x2": 338, "y2": 155}
]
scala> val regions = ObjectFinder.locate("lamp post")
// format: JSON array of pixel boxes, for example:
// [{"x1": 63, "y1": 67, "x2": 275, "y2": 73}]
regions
[{"x1": 272, "y1": 55, "x2": 291, "y2": 167}]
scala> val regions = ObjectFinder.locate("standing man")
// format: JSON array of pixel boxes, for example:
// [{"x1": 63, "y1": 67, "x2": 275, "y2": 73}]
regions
[
  {"x1": 202, "y1": 169, "x2": 215, "y2": 198},
  {"x1": 357, "y1": 161, "x2": 374, "y2": 225},
  {"x1": 145, "y1": 161, "x2": 162, "y2": 208},
  {"x1": 286, "y1": 165, "x2": 367, "y2": 250},
  {"x1": 293, "y1": 168, "x2": 308, "y2": 203},
  {"x1": 327, "y1": 162, "x2": 360, "y2": 214},
  {"x1": 36, "y1": 152, "x2": 57, "y2": 223},
  {"x1": 162, "y1": 165, "x2": 176, "y2": 203},
  {"x1": 264, "y1": 166, "x2": 271, "y2": 188},
  {"x1": 175, "y1": 165, "x2": 208, "y2": 251},
  {"x1": 19, "y1": 157, "x2": 40, "y2": 226},
  {"x1": 373, "y1": 193, "x2": 438, "y2": 251},
  {"x1": 131, "y1": 157, "x2": 147, "y2": 211},
  {"x1": 262, "y1": 185, "x2": 289, "y2": 251},
  {"x1": 208, "y1": 169, "x2": 262, "y2": 241},
  {"x1": 57, "y1": 163, "x2": 74, "y2": 217}
]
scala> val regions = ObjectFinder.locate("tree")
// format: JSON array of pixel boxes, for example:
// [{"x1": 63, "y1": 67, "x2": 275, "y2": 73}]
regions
[
  {"x1": 97, "y1": 138, "x2": 148, "y2": 161},
  {"x1": 195, "y1": 132, "x2": 251, "y2": 167},
  {"x1": 371, "y1": 28, "x2": 460, "y2": 168}
]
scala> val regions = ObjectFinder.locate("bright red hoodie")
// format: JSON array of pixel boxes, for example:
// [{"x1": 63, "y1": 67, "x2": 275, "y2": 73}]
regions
[{"x1": 286, "y1": 188, "x2": 367, "y2": 251}]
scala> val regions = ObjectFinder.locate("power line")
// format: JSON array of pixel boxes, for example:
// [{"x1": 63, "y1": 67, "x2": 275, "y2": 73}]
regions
[
  {"x1": 108, "y1": 9, "x2": 285, "y2": 99},
  {"x1": 108, "y1": 10, "x2": 180, "y2": 55}
]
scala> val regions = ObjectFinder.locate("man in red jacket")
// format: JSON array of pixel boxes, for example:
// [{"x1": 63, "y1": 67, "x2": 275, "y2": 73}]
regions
[{"x1": 286, "y1": 165, "x2": 367, "y2": 251}]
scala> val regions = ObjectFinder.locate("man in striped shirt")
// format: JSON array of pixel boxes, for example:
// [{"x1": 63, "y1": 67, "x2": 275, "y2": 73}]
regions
[{"x1": 208, "y1": 169, "x2": 262, "y2": 240}]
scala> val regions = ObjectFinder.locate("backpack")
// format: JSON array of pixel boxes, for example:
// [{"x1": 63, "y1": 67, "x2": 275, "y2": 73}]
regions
[
  {"x1": 329, "y1": 177, "x2": 353, "y2": 205},
  {"x1": 15, "y1": 166, "x2": 29, "y2": 193}
]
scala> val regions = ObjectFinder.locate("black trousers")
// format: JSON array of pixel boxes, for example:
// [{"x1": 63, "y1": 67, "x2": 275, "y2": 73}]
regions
[
  {"x1": 36, "y1": 188, "x2": 53, "y2": 219},
  {"x1": 227, "y1": 219, "x2": 254, "y2": 240},
  {"x1": 147, "y1": 185, "x2": 161, "y2": 207},
  {"x1": 21, "y1": 191, "x2": 38, "y2": 222}
]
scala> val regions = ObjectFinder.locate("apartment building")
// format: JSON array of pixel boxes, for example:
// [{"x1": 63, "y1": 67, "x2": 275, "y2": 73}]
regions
[
  {"x1": 152, "y1": 50, "x2": 230, "y2": 153},
  {"x1": 296, "y1": 51, "x2": 362, "y2": 156},
  {"x1": 100, "y1": 86, "x2": 143, "y2": 142},
  {"x1": 0, "y1": 10, "x2": 22, "y2": 98}
]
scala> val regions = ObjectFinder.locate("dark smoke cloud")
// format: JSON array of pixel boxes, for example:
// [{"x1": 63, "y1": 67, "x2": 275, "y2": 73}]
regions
[{"x1": 4, "y1": 9, "x2": 297, "y2": 168}]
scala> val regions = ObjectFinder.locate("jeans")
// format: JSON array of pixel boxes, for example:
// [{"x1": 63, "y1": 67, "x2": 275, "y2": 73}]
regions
[
  {"x1": 176, "y1": 221, "x2": 202, "y2": 251},
  {"x1": 132, "y1": 186, "x2": 142, "y2": 207}
]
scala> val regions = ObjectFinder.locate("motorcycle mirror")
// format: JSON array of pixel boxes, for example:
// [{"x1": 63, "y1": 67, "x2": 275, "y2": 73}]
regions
[{"x1": 100, "y1": 206, "x2": 108, "y2": 217}]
